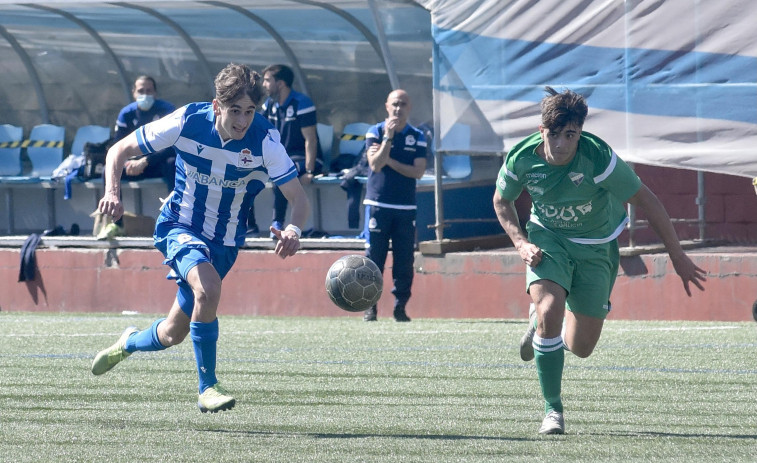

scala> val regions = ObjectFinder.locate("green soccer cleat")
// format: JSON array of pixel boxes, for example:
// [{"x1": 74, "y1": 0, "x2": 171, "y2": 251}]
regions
[
  {"x1": 520, "y1": 303, "x2": 536, "y2": 361},
  {"x1": 538, "y1": 410, "x2": 565, "y2": 435},
  {"x1": 197, "y1": 383, "x2": 236, "y2": 413},
  {"x1": 91, "y1": 326, "x2": 138, "y2": 375}
]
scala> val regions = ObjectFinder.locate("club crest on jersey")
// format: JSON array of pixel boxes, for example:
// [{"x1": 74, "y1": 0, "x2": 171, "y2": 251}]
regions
[
  {"x1": 569, "y1": 172, "x2": 584, "y2": 186},
  {"x1": 405, "y1": 134, "x2": 416, "y2": 146},
  {"x1": 238, "y1": 148, "x2": 254, "y2": 167},
  {"x1": 286, "y1": 106, "x2": 295, "y2": 118}
]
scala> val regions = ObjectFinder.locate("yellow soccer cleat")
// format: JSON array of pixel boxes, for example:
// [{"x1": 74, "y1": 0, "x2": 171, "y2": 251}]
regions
[
  {"x1": 91, "y1": 326, "x2": 138, "y2": 375},
  {"x1": 197, "y1": 383, "x2": 236, "y2": 413}
]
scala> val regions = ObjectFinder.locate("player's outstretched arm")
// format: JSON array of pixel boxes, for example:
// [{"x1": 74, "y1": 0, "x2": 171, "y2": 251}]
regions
[
  {"x1": 273, "y1": 178, "x2": 311, "y2": 259},
  {"x1": 98, "y1": 133, "x2": 143, "y2": 221},
  {"x1": 627, "y1": 184, "x2": 707, "y2": 296}
]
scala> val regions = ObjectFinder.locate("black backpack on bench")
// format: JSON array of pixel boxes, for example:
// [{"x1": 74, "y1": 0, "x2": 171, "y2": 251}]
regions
[{"x1": 80, "y1": 136, "x2": 115, "y2": 180}]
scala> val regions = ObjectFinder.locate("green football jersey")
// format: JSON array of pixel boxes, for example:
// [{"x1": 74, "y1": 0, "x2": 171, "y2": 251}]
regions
[{"x1": 496, "y1": 131, "x2": 641, "y2": 243}]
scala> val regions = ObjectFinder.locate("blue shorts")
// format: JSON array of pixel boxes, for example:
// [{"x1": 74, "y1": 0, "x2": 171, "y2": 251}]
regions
[{"x1": 154, "y1": 217, "x2": 239, "y2": 286}]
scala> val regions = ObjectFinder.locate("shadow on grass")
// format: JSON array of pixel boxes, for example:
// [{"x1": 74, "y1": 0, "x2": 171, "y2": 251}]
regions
[
  {"x1": 596, "y1": 430, "x2": 757, "y2": 440},
  {"x1": 206, "y1": 428, "x2": 537, "y2": 442},
  {"x1": 452, "y1": 320, "x2": 524, "y2": 325}
]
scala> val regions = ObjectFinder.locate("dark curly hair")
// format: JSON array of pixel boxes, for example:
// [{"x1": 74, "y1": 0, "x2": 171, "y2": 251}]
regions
[{"x1": 540, "y1": 86, "x2": 588, "y2": 132}]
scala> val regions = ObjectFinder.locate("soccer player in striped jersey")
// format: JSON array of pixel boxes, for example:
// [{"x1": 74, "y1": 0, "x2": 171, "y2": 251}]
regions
[
  {"x1": 92, "y1": 63, "x2": 310, "y2": 413},
  {"x1": 493, "y1": 87, "x2": 706, "y2": 434}
]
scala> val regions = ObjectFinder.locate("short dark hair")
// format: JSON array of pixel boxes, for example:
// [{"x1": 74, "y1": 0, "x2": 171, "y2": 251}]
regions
[
  {"x1": 540, "y1": 86, "x2": 588, "y2": 131},
  {"x1": 214, "y1": 63, "x2": 264, "y2": 107},
  {"x1": 134, "y1": 75, "x2": 157, "y2": 92},
  {"x1": 262, "y1": 64, "x2": 294, "y2": 88}
]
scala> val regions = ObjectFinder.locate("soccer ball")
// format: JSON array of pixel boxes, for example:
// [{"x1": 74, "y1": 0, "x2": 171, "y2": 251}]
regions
[{"x1": 325, "y1": 255, "x2": 383, "y2": 312}]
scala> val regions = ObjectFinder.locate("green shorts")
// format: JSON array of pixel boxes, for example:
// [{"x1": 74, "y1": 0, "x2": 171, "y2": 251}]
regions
[{"x1": 525, "y1": 223, "x2": 620, "y2": 319}]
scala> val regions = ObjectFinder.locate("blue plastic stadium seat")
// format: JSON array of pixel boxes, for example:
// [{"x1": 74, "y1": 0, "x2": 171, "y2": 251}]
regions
[
  {"x1": 26, "y1": 124, "x2": 65, "y2": 178},
  {"x1": 339, "y1": 122, "x2": 372, "y2": 157},
  {"x1": 70, "y1": 125, "x2": 110, "y2": 157},
  {"x1": 441, "y1": 123, "x2": 472, "y2": 179},
  {"x1": 0, "y1": 124, "x2": 23, "y2": 176},
  {"x1": 316, "y1": 123, "x2": 334, "y2": 170}
]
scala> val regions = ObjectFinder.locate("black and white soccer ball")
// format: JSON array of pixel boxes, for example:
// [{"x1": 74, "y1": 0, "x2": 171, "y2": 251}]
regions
[{"x1": 325, "y1": 255, "x2": 383, "y2": 312}]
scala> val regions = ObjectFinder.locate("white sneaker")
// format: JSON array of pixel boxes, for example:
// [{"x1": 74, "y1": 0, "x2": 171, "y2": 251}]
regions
[
  {"x1": 519, "y1": 303, "x2": 536, "y2": 361},
  {"x1": 538, "y1": 410, "x2": 565, "y2": 435}
]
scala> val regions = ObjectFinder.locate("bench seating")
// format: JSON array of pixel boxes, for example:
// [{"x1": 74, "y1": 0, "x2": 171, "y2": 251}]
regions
[{"x1": 0, "y1": 173, "x2": 446, "y2": 236}]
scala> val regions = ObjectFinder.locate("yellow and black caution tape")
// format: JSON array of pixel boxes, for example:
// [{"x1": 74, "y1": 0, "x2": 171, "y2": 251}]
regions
[
  {"x1": 0, "y1": 141, "x2": 22, "y2": 149},
  {"x1": 339, "y1": 133, "x2": 365, "y2": 141},
  {"x1": 0, "y1": 139, "x2": 64, "y2": 149}
]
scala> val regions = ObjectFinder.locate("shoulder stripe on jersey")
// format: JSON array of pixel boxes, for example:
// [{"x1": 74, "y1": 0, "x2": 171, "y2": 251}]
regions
[
  {"x1": 270, "y1": 165, "x2": 298, "y2": 185},
  {"x1": 297, "y1": 106, "x2": 315, "y2": 116},
  {"x1": 505, "y1": 167, "x2": 518, "y2": 181},
  {"x1": 136, "y1": 126, "x2": 155, "y2": 154},
  {"x1": 593, "y1": 150, "x2": 618, "y2": 184}
]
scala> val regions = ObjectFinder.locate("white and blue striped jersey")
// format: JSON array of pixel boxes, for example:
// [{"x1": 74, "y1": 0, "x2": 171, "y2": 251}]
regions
[{"x1": 135, "y1": 102, "x2": 298, "y2": 247}]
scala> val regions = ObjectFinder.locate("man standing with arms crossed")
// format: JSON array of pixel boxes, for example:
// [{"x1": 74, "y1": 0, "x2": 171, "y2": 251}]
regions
[{"x1": 92, "y1": 63, "x2": 310, "y2": 413}]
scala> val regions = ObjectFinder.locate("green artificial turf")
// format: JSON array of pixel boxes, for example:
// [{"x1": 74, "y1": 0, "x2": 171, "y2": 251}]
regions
[{"x1": 1, "y1": 312, "x2": 755, "y2": 462}]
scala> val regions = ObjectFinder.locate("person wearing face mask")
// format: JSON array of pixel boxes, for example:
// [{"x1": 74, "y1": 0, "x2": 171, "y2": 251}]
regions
[
  {"x1": 115, "y1": 76, "x2": 176, "y2": 143},
  {"x1": 98, "y1": 76, "x2": 177, "y2": 239}
]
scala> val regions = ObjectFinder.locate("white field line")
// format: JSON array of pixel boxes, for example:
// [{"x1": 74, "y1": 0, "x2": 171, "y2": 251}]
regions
[{"x1": 607, "y1": 325, "x2": 741, "y2": 332}]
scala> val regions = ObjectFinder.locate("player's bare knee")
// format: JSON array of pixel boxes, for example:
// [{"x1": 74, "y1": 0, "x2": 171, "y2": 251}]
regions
[
  {"x1": 193, "y1": 281, "x2": 222, "y2": 307},
  {"x1": 567, "y1": 341, "x2": 595, "y2": 358}
]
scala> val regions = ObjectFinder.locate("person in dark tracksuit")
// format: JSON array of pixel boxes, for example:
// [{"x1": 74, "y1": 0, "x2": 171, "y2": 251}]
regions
[{"x1": 362, "y1": 89, "x2": 427, "y2": 322}]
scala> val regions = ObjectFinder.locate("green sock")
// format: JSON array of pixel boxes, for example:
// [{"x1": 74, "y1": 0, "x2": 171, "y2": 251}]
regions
[{"x1": 534, "y1": 334, "x2": 564, "y2": 414}]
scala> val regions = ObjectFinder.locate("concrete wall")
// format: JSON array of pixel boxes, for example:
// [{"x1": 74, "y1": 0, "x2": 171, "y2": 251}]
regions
[
  {"x1": 630, "y1": 166, "x2": 757, "y2": 244},
  {"x1": 2, "y1": 247, "x2": 754, "y2": 322}
]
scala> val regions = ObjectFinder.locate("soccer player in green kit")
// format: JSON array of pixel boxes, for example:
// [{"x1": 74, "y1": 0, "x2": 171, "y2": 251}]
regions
[{"x1": 493, "y1": 87, "x2": 707, "y2": 435}]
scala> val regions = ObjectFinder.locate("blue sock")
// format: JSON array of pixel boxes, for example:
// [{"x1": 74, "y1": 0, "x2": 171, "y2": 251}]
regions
[
  {"x1": 190, "y1": 319, "x2": 219, "y2": 394},
  {"x1": 124, "y1": 318, "x2": 168, "y2": 353}
]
